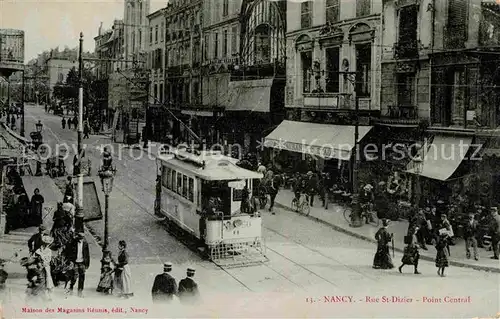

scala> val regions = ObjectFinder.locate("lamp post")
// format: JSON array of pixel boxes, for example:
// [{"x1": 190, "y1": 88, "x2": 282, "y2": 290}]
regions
[
  {"x1": 21, "y1": 69, "x2": 25, "y2": 137},
  {"x1": 98, "y1": 167, "x2": 115, "y2": 258},
  {"x1": 413, "y1": 154, "x2": 424, "y2": 208},
  {"x1": 34, "y1": 120, "x2": 43, "y2": 176},
  {"x1": 339, "y1": 59, "x2": 362, "y2": 228},
  {"x1": 74, "y1": 32, "x2": 85, "y2": 234}
]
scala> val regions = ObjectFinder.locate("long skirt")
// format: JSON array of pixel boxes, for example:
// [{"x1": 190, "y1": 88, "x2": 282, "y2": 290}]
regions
[
  {"x1": 114, "y1": 265, "x2": 132, "y2": 295},
  {"x1": 435, "y1": 248, "x2": 449, "y2": 268},
  {"x1": 96, "y1": 269, "x2": 114, "y2": 294},
  {"x1": 373, "y1": 245, "x2": 394, "y2": 269},
  {"x1": 401, "y1": 246, "x2": 419, "y2": 265}
]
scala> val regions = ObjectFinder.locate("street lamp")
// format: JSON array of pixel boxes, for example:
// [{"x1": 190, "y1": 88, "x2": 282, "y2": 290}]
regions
[
  {"x1": 339, "y1": 59, "x2": 362, "y2": 228},
  {"x1": 413, "y1": 153, "x2": 424, "y2": 208},
  {"x1": 98, "y1": 167, "x2": 115, "y2": 258}
]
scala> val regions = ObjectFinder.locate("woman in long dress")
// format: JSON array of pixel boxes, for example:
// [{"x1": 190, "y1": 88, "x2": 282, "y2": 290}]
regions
[
  {"x1": 114, "y1": 240, "x2": 133, "y2": 298},
  {"x1": 372, "y1": 219, "x2": 394, "y2": 269},
  {"x1": 30, "y1": 188, "x2": 45, "y2": 227},
  {"x1": 435, "y1": 233, "x2": 450, "y2": 277},
  {"x1": 35, "y1": 236, "x2": 54, "y2": 300}
]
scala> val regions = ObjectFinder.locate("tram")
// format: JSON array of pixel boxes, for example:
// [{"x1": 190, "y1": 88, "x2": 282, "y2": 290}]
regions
[{"x1": 154, "y1": 147, "x2": 267, "y2": 265}]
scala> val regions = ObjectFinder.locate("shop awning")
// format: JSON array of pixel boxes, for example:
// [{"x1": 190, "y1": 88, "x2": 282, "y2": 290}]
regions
[
  {"x1": 263, "y1": 120, "x2": 373, "y2": 160},
  {"x1": 405, "y1": 135, "x2": 473, "y2": 181},
  {"x1": 224, "y1": 79, "x2": 273, "y2": 112}
]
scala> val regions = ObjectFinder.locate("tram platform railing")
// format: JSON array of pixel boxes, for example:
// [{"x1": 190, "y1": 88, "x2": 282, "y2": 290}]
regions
[{"x1": 209, "y1": 236, "x2": 269, "y2": 268}]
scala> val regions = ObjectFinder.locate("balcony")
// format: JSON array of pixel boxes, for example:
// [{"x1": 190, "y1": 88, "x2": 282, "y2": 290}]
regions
[
  {"x1": 393, "y1": 39, "x2": 418, "y2": 60},
  {"x1": 376, "y1": 105, "x2": 420, "y2": 126}
]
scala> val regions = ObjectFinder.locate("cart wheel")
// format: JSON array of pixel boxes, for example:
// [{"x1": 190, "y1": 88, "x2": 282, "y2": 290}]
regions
[
  {"x1": 343, "y1": 207, "x2": 351, "y2": 224},
  {"x1": 291, "y1": 198, "x2": 299, "y2": 212}
]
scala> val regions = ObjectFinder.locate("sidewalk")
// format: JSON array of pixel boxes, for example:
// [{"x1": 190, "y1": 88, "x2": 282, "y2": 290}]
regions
[{"x1": 274, "y1": 189, "x2": 500, "y2": 273}]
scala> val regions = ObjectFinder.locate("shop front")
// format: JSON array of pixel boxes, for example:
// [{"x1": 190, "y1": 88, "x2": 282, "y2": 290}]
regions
[{"x1": 263, "y1": 120, "x2": 373, "y2": 191}]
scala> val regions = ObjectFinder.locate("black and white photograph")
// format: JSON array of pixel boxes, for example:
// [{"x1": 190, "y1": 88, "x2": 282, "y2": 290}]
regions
[{"x1": 0, "y1": 0, "x2": 499, "y2": 318}]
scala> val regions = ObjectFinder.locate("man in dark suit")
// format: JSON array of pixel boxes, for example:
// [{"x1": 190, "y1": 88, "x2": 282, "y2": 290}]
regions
[
  {"x1": 464, "y1": 213, "x2": 479, "y2": 260},
  {"x1": 28, "y1": 226, "x2": 47, "y2": 255},
  {"x1": 151, "y1": 262, "x2": 177, "y2": 303},
  {"x1": 178, "y1": 267, "x2": 199, "y2": 304},
  {"x1": 65, "y1": 232, "x2": 90, "y2": 297}
]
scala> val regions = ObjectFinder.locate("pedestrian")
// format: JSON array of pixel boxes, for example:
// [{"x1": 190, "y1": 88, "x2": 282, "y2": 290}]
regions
[
  {"x1": 30, "y1": 188, "x2": 45, "y2": 227},
  {"x1": 73, "y1": 116, "x2": 77, "y2": 130},
  {"x1": 34, "y1": 235, "x2": 55, "y2": 300},
  {"x1": 67, "y1": 118, "x2": 72, "y2": 130},
  {"x1": 51, "y1": 202, "x2": 73, "y2": 249},
  {"x1": 10, "y1": 114, "x2": 15, "y2": 129},
  {"x1": 372, "y1": 219, "x2": 394, "y2": 269},
  {"x1": 435, "y1": 232, "x2": 450, "y2": 277},
  {"x1": 409, "y1": 208, "x2": 428, "y2": 250},
  {"x1": 0, "y1": 260, "x2": 8, "y2": 294},
  {"x1": 240, "y1": 185, "x2": 250, "y2": 214},
  {"x1": 268, "y1": 173, "x2": 282, "y2": 214},
  {"x1": 464, "y1": 212, "x2": 479, "y2": 261},
  {"x1": 28, "y1": 226, "x2": 47, "y2": 255},
  {"x1": 151, "y1": 262, "x2": 178, "y2": 303},
  {"x1": 17, "y1": 190, "x2": 30, "y2": 227},
  {"x1": 61, "y1": 117, "x2": 66, "y2": 129},
  {"x1": 114, "y1": 240, "x2": 133, "y2": 298},
  {"x1": 490, "y1": 207, "x2": 500, "y2": 260},
  {"x1": 83, "y1": 121, "x2": 90, "y2": 139},
  {"x1": 436, "y1": 214, "x2": 453, "y2": 256},
  {"x1": 64, "y1": 176, "x2": 74, "y2": 199},
  {"x1": 399, "y1": 226, "x2": 421, "y2": 274},
  {"x1": 66, "y1": 232, "x2": 90, "y2": 297},
  {"x1": 96, "y1": 254, "x2": 114, "y2": 295},
  {"x1": 178, "y1": 267, "x2": 200, "y2": 304},
  {"x1": 306, "y1": 171, "x2": 318, "y2": 207},
  {"x1": 323, "y1": 172, "x2": 333, "y2": 209}
]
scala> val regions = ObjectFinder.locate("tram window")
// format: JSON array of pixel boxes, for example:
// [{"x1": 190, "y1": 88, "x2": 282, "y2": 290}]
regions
[
  {"x1": 165, "y1": 168, "x2": 171, "y2": 189},
  {"x1": 188, "y1": 178, "x2": 194, "y2": 202},
  {"x1": 162, "y1": 167, "x2": 170, "y2": 188},
  {"x1": 169, "y1": 170, "x2": 175, "y2": 190},
  {"x1": 182, "y1": 175, "x2": 188, "y2": 198},
  {"x1": 176, "y1": 173, "x2": 182, "y2": 194}
]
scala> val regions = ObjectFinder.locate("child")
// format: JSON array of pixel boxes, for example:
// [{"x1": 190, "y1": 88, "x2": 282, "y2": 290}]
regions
[{"x1": 435, "y1": 232, "x2": 450, "y2": 277}]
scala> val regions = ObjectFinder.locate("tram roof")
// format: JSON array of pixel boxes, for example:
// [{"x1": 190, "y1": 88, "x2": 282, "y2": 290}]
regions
[{"x1": 157, "y1": 152, "x2": 263, "y2": 181}]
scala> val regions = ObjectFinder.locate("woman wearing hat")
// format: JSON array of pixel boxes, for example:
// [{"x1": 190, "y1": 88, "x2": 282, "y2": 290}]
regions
[
  {"x1": 372, "y1": 219, "x2": 394, "y2": 269},
  {"x1": 114, "y1": 240, "x2": 133, "y2": 298},
  {"x1": 35, "y1": 235, "x2": 54, "y2": 300},
  {"x1": 97, "y1": 254, "x2": 115, "y2": 295},
  {"x1": 399, "y1": 226, "x2": 421, "y2": 274},
  {"x1": 435, "y1": 231, "x2": 450, "y2": 277}
]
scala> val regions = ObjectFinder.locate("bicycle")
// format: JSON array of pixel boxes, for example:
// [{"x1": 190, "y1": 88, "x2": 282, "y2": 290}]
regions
[
  {"x1": 343, "y1": 202, "x2": 379, "y2": 227},
  {"x1": 291, "y1": 193, "x2": 311, "y2": 215}
]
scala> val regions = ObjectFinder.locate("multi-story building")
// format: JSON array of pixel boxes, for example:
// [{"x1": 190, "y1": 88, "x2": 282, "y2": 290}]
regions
[
  {"x1": 123, "y1": 0, "x2": 150, "y2": 67},
  {"x1": 379, "y1": 0, "x2": 500, "y2": 207},
  {"x1": 146, "y1": 7, "x2": 169, "y2": 142},
  {"x1": 266, "y1": 0, "x2": 382, "y2": 186},
  {"x1": 94, "y1": 19, "x2": 125, "y2": 131},
  {"x1": 164, "y1": 0, "x2": 203, "y2": 144},
  {"x1": 46, "y1": 57, "x2": 77, "y2": 99},
  {"x1": 202, "y1": 0, "x2": 287, "y2": 156}
]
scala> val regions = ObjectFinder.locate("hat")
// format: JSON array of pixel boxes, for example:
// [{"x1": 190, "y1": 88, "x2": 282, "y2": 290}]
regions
[
  {"x1": 39, "y1": 225, "x2": 46, "y2": 231},
  {"x1": 363, "y1": 184, "x2": 373, "y2": 190},
  {"x1": 41, "y1": 235, "x2": 53, "y2": 244},
  {"x1": 163, "y1": 262, "x2": 172, "y2": 270},
  {"x1": 307, "y1": 171, "x2": 313, "y2": 175},
  {"x1": 378, "y1": 181, "x2": 386, "y2": 186},
  {"x1": 382, "y1": 219, "x2": 390, "y2": 227},
  {"x1": 187, "y1": 267, "x2": 195, "y2": 274}
]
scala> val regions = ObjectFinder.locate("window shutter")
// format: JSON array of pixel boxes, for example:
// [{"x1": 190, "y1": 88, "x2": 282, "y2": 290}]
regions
[{"x1": 447, "y1": 0, "x2": 468, "y2": 45}]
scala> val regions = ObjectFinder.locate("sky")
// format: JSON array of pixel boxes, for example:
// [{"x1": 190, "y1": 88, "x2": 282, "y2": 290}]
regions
[{"x1": 0, "y1": 0, "x2": 166, "y2": 61}]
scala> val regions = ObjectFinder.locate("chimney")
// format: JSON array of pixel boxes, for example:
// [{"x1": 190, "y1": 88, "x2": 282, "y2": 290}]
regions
[{"x1": 98, "y1": 22, "x2": 103, "y2": 36}]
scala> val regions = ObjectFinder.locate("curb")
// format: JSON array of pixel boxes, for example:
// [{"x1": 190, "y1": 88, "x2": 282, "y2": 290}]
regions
[{"x1": 274, "y1": 202, "x2": 500, "y2": 273}]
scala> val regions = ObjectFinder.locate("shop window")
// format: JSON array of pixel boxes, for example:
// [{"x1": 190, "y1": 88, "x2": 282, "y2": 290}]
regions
[
  {"x1": 355, "y1": 43, "x2": 371, "y2": 97},
  {"x1": 397, "y1": 73, "x2": 415, "y2": 106},
  {"x1": 301, "y1": 2, "x2": 312, "y2": 29},
  {"x1": 188, "y1": 178, "x2": 194, "y2": 202},
  {"x1": 325, "y1": 47, "x2": 340, "y2": 93},
  {"x1": 176, "y1": 173, "x2": 182, "y2": 195},
  {"x1": 326, "y1": 0, "x2": 340, "y2": 24},
  {"x1": 254, "y1": 25, "x2": 271, "y2": 64},
  {"x1": 356, "y1": 0, "x2": 371, "y2": 17},
  {"x1": 301, "y1": 51, "x2": 312, "y2": 93},
  {"x1": 182, "y1": 175, "x2": 188, "y2": 198}
]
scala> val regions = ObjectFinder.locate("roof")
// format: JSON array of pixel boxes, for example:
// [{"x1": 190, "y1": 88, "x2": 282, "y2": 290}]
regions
[{"x1": 158, "y1": 151, "x2": 263, "y2": 181}]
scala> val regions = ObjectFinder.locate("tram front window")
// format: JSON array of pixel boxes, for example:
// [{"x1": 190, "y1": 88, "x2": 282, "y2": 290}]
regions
[{"x1": 201, "y1": 181, "x2": 231, "y2": 219}]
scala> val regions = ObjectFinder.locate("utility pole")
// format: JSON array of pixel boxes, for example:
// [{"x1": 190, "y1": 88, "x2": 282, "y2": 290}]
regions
[{"x1": 74, "y1": 32, "x2": 85, "y2": 234}]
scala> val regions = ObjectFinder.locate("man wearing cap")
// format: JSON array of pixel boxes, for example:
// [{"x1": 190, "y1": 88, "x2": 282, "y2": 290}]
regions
[
  {"x1": 151, "y1": 262, "x2": 178, "y2": 303},
  {"x1": 28, "y1": 226, "x2": 47, "y2": 255},
  {"x1": 66, "y1": 232, "x2": 90, "y2": 297},
  {"x1": 463, "y1": 212, "x2": 479, "y2": 260},
  {"x1": 178, "y1": 267, "x2": 199, "y2": 304}
]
